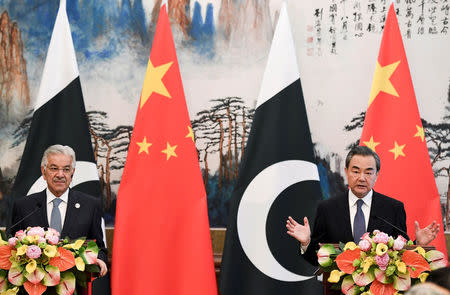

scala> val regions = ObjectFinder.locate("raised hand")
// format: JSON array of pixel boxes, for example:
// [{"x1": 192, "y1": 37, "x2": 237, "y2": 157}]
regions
[
  {"x1": 415, "y1": 220, "x2": 440, "y2": 246},
  {"x1": 286, "y1": 216, "x2": 311, "y2": 247}
]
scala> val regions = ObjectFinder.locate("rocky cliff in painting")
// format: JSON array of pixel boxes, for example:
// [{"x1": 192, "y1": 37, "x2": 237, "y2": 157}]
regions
[
  {"x1": 151, "y1": 0, "x2": 191, "y2": 36},
  {"x1": 0, "y1": 11, "x2": 29, "y2": 124},
  {"x1": 218, "y1": 0, "x2": 273, "y2": 51}
]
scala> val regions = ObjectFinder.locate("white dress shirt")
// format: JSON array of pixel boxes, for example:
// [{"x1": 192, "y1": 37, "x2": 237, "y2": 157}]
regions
[
  {"x1": 348, "y1": 189, "x2": 373, "y2": 235},
  {"x1": 46, "y1": 188, "x2": 69, "y2": 227}
]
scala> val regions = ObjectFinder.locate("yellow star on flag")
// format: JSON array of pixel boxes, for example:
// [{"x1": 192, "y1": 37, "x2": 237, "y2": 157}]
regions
[
  {"x1": 139, "y1": 59, "x2": 173, "y2": 109},
  {"x1": 368, "y1": 60, "x2": 401, "y2": 107},
  {"x1": 136, "y1": 137, "x2": 152, "y2": 154},
  {"x1": 389, "y1": 141, "x2": 406, "y2": 160},
  {"x1": 363, "y1": 136, "x2": 380, "y2": 152},
  {"x1": 414, "y1": 125, "x2": 425, "y2": 142},
  {"x1": 185, "y1": 126, "x2": 194, "y2": 142},
  {"x1": 162, "y1": 142, "x2": 178, "y2": 160}
]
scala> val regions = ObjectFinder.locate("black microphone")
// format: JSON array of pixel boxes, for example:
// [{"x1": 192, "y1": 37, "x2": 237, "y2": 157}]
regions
[
  {"x1": 373, "y1": 215, "x2": 409, "y2": 239},
  {"x1": 8, "y1": 202, "x2": 43, "y2": 237}
]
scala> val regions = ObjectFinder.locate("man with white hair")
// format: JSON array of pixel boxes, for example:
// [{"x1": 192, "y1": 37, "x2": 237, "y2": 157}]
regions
[{"x1": 8, "y1": 144, "x2": 107, "y2": 276}]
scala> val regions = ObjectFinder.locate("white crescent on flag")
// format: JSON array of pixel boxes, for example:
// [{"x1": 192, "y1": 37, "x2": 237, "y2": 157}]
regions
[{"x1": 237, "y1": 160, "x2": 319, "y2": 282}]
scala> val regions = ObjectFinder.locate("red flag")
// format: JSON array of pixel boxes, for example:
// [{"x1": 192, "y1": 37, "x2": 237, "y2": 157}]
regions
[
  {"x1": 111, "y1": 4, "x2": 217, "y2": 294},
  {"x1": 360, "y1": 4, "x2": 447, "y2": 257}
]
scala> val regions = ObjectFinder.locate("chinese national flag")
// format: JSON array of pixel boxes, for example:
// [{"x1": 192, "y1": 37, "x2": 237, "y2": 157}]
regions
[
  {"x1": 111, "y1": 4, "x2": 217, "y2": 295},
  {"x1": 360, "y1": 3, "x2": 447, "y2": 257}
]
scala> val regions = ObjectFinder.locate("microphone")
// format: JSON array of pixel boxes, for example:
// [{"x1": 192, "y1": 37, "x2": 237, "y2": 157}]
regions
[
  {"x1": 373, "y1": 215, "x2": 409, "y2": 239},
  {"x1": 8, "y1": 202, "x2": 43, "y2": 236}
]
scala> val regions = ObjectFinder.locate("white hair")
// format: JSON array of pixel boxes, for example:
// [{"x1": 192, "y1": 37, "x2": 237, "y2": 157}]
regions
[{"x1": 41, "y1": 144, "x2": 76, "y2": 169}]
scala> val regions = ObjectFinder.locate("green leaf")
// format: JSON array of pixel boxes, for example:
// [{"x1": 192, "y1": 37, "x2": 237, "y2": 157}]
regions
[
  {"x1": 86, "y1": 241, "x2": 99, "y2": 252},
  {"x1": 0, "y1": 230, "x2": 6, "y2": 241},
  {"x1": 386, "y1": 265, "x2": 396, "y2": 277},
  {"x1": 73, "y1": 270, "x2": 88, "y2": 288},
  {"x1": 85, "y1": 264, "x2": 100, "y2": 273}
]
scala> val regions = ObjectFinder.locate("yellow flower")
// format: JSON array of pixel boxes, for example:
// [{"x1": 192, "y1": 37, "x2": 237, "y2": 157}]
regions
[
  {"x1": 44, "y1": 245, "x2": 57, "y2": 258},
  {"x1": 63, "y1": 240, "x2": 84, "y2": 250},
  {"x1": 418, "y1": 272, "x2": 429, "y2": 283},
  {"x1": 26, "y1": 259, "x2": 37, "y2": 273},
  {"x1": 25, "y1": 235, "x2": 39, "y2": 244},
  {"x1": 75, "y1": 257, "x2": 85, "y2": 271},
  {"x1": 343, "y1": 242, "x2": 358, "y2": 251},
  {"x1": 376, "y1": 243, "x2": 388, "y2": 256},
  {"x1": 0, "y1": 287, "x2": 19, "y2": 295},
  {"x1": 16, "y1": 245, "x2": 28, "y2": 256},
  {"x1": 395, "y1": 261, "x2": 407, "y2": 274},
  {"x1": 328, "y1": 270, "x2": 345, "y2": 283},
  {"x1": 362, "y1": 257, "x2": 374, "y2": 273},
  {"x1": 0, "y1": 236, "x2": 8, "y2": 246},
  {"x1": 72, "y1": 239, "x2": 85, "y2": 250},
  {"x1": 415, "y1": 246, "x2": 426, "y2": 257},
  {"x1": 361, "y1": 292, "x2": 372, "y2": 295}
]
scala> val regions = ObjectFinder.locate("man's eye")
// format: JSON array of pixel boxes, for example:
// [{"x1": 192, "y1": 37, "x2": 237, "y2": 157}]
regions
[
  {"x1": 63, "y1": 168, "x2": 71, "y2": 173},
  {"x1": 49, "y1": 167, "x2": 58, "y2": 172}
]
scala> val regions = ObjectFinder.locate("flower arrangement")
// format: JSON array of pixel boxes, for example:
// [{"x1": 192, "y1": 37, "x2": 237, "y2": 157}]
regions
[
  {"x1": 0, "y1": 227, "x2": 100, "y2": 295},
  {"x1": 318, "y1": 230, "x2": 447, "y2": 295}
]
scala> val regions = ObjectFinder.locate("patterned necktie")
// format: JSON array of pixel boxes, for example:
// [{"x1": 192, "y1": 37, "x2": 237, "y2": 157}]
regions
[
  {"x1": 353, "y1": 199, "x2": 365, "y2": 242},
  {"x1": 50, "y1": 198, "x2": 63, "y2": 234}
]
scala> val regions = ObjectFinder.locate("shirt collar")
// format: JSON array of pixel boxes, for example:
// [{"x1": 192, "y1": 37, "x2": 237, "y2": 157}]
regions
[
  {"x1": 348, "y1": 189, "x2": 373, "y2": 207},
  {"x1": 46, "y1": 188, "x2": 69, "y2": 204}
]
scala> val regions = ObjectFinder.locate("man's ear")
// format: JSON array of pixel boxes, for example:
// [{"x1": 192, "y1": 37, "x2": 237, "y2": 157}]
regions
[{"x1": 41, "y1": 166, "x2": 46, "y2": 180}]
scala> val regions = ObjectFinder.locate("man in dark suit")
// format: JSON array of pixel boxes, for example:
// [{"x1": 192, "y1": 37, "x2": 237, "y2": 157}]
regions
[
  {"x1": 8, "y1": 144, "x2": 108, "y2": 276},
  {"x1": 286, "y1": 146, "x2": 440, "y2": 265}
]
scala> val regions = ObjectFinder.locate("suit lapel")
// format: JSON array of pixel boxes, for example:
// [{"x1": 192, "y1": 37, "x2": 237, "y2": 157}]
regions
[
  {"x1": 367, "y1": 191, "x2": 381, "y2": 232},
  {"x1": 339, "y1": 192, "x2": 354, "y2": 242},
  {"x1": 37, "y1": 190, "x2": 49, "y2": 228},
  {"x1": 62, "y1": 190, "x2": 77, "y2": 238}
]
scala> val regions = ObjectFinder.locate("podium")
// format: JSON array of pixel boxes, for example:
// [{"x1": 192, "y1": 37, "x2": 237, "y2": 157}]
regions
[{"x1": 318, "y1": 244, "x2": 435, "y2": 295}]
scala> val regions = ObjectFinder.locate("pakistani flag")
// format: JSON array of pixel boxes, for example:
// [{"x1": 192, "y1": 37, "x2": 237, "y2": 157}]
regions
[
  {"x1": 12, "y1": 0, "x2": 100, "y2": 199},
  {"x1": 219, "y1": 3, "x2": 323, "y2": 294}
]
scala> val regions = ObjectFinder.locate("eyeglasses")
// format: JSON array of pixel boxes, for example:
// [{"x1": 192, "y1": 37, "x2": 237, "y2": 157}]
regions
[{"x1": 46, "y1": 166, "x2": 73, "y2": 174}]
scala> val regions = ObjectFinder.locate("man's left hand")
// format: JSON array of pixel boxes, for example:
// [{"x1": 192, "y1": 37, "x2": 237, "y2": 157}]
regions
[
  {"x1": 415, "y1": 220, "x2": 439, "y2": 246},
  {"x1": 96, "y1": 259, "x2": 108, "y2": 277}
]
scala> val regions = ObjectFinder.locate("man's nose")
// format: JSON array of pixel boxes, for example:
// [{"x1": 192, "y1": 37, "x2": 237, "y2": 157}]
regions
[
  {"x1": 356, "y1": 173, "x2": 367, "y2": 181},
  {"x1": 56, "y1": 169, "x2": 65, "y2": 177}
]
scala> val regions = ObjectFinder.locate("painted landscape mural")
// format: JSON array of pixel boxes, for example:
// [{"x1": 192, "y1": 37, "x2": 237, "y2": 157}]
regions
[{"x1": 0, "y1": 0, "x2": 448, "y2": 228}]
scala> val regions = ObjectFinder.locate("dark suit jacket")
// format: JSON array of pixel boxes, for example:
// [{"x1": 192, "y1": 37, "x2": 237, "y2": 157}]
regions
[
  {"x1": 8, "y1": 189, "x2": 107, "y2": 262},
  {"x1": 303, "y1": 190, "x2": 408, "y2": 265}
]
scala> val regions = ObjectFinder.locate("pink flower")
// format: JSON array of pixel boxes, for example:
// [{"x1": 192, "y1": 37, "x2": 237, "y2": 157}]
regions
[
  {"x1": 45, "y1": 228, "x2": 60, "y2": 238},
  {"x1": 27, "y1": 227, "x2": 45, "y2": 238},
  {"x1": 359, "y1": 239, "x2": 372, "y2": 251},
  {"x1": 8, "y1": 237, "x2": 18, "y2": 247},
  {"x1": 38, "y1": 237, "x2": 46, "y2": 244},
  {"x1": 26, "y1": 245, "x2": 42, "y2": 259},
  {"x1": 362, "y1": 232, "x2": 372, "y2": 243},
  {"x1": 393, "y1": 235, "x2": 407, "y2": 251},
  {"x1": 373, "y1": 232, "x2": 390, "y2": 244},
  {"x1": 15, "y1": 230, "x2": 26, "y2": 241},
  {"x1": 375, "y1": 253, "x2": 390, "y2": 271},
  {"x1": 47, "y1": 235, "x2": 59, "y2": 245}
]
